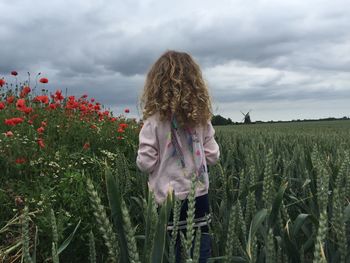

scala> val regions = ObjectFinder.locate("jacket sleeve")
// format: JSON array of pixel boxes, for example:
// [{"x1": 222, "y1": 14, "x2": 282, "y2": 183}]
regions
[
  {"x1": 203, "y1": 122, "x2": 220, "y2": 165},
  {"x1": 136, "y1": 119, "x2": 159, "y2": 173}
]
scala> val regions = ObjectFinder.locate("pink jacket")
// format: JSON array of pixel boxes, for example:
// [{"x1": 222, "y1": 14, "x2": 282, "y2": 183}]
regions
[{"x1": 136, "y1": 113, "x2": 220, "y2": 204}]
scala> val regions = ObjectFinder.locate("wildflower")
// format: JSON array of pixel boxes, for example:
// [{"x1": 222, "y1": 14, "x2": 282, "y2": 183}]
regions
[
  {"x1": 39, "y1": 77, "x2": 48, "y2": 83},
  {"x1": 0, "y1": 79, "x2": 5, "y2": 87},
  {"x1": 22, "y1": 107, "x2": 33, "y2": 114},
  {"x1": 15, "y1": 196, "x2": 24, "y2": 207},
  {"x1": 37, "y1": 138, "x2": 45, "y2": 148},
  {"x1": 124, "y1": 108, "x2": 130, "y2": 113},
  {"x1": 83, "y1": 142, "x2": 90, "y2": 149},
  {"x1": 16, "y1": 158, "x2": 26, "y2": 164},
  {"x1": 90, "y1": 98, "x2": 95, "y2": 102},
  {"x1": 0, "y1": 102, "x2": 5, "y2": 110},
  {"x1": 119, "y1": 123, "x2": 128, "y2": 129},
  {"x1": 79, "y1": 104, "x2": 88, "y2": 112},
  {"x1": 16, "y1": 98, "x2": 26, "y2": 109},
  {"x1": 41, "y1": 121, "x2": 47, "y2": 127},
  {"x1": 30, "y1": 114, "x2": 39, "y2": 120},
  {"x1": 54, "y1": 90, "x2": 64, "y2": 101},
  {"x1": 4, "y1": 131, "x2": 14, "y2": 137},
  {"x1": 11, "y1": 71, "x2": 18, "y2": 76},
  {"x1": 81, "y1": 94, "x2": 88, "y2": 99},
  {"x1": 4, "y1": 117, "x2": 24, "y2": 126},
  {"x1": 28, "y1": 120, "x2": 33, "y2": 125},
  {"x1": 117, "y1": 128, "x2": 125, "y2": 133},
  {"x1": 49, "y1": 103, "x2": 57, "y2": 110},
  {"x1": 37, "y1": 127, "x2": 45, "y2": 134},
  {"x1": 33, "y1": 95, "x2": 49, "y2": 104},
  {"x1": 20, "y1": 86, "x2": 31, "y2": 97},
  {"x1": 6, "y1": 96, "x2": 15, "y2": 104}
]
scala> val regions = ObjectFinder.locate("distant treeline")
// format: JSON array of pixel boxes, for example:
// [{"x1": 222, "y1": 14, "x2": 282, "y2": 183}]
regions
[{"x1": 211, "y1": 114, "x2": 350, "y2": 126}]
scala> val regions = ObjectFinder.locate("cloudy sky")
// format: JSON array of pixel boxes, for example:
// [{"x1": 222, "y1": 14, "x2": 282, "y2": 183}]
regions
[{"x1": 1, "y1": 0, "x2": 349, "y2": 122}]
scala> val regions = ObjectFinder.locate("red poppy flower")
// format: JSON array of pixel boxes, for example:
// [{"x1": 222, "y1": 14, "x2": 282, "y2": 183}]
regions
[
  {"x1": 0, "y1": 79, "x2": 5, "y2": 87},
  {"x1": 11, "y1": 71, "x2": 18, "y2": 76},
  {"x1": 37, "y1": 127, "x2": 45, "y2": 134},
  {"x1": 91, "y1": 98, "x2": 95, "y2": 102},
  {"x1": 39, "y1": 77, "x2": 48, "y2": 83},
  {"x1": 16, "y1": 98, "x2": 26, "y2": 109},
  {"x1": 49, "y1": 103, "x2": 57, "y2": 110},
  {"x1": 20, "y1": 86, "x2": 31, "y2": 98},
  {"x1": 37, "y1": 138, "x2": 45, "y2": 148},
  {"x1": 83, "y1": 142, "x2": 90, "y2": 149},
  {"x1": 117, "y1": 128, "x2": 125, "y2": 133},
  {"x1": 0, "y1": 102, "x2": 5, "y2": 110},
  {"x1": 41, "y1": 121, "x2": 47, "y2": 127},
  {"x1": 33, "y1": 95, "x2": 49, "y2": 104},
  {"x1": 124, "y1": 108, "x2": 130, "y2": 113},
  {"x1": 54, "y1": 90, "x2": 64, "y2": 101},
  {"x1": 79, "y1": 104, "x2": 88, "y2": 112},
  {"x1": 4, "y1": 117, "x2": 24, "y2": 126},
  {"x1": 119, "y1": 123, "x2": 128, "y2": 129},
  {"x1": 6, "y1": 96, "x2": 15, "y2": 104},
  {"x1": 16, "y1": 158, "x2": 26, "y2": 164},
  {"x1": 22, "y1": 107, "x2": 33, "y2": 114},
  {"x1": 4, "y1": 131, "x2": 14, "y2": 137}
]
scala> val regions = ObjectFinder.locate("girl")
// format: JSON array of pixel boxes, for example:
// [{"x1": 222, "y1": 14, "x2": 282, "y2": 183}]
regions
[{"x1": 136, "y1": 50, "x2": 220, "y2": 262}]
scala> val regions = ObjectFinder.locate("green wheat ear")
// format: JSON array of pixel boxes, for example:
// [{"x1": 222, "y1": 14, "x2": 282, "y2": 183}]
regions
[
  {"x1": 225, "y1": 205, "x2": 237, "y2": 262},
  {"x1": 22, "y1": 206, "x2": 33, "y2": 263},
  {"x1": 121, "y1": 199, "x2": 141, "y2": 263},
  {"x1": 262, "y1": 149, "x2": 274, "y2": 210},
  {"x1": 86, "y1": 176, "x2": 119, "y2": 262},
  {"x1": 169, "y1": 198, "x2": 181, "y2": 263},
  {"x1": 88, "y1": 231, "x2": 96, "y2": 263},
  {"x1": 184, "y1": 173, "x2": 196, "y2": 260},
  {"x1": 50, "y1": 209, "x2": 59, "y2": 263},
  {"x1": 143, "y1": 187, "x2": 158, "y2": 262},
  {"x1": 192, "y1": 228, "x2": 202, "y2": 262}
]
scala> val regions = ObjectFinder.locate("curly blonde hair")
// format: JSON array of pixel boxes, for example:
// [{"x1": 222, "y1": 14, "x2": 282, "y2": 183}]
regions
[{"x1": 140, "y1": 50, "x2": 212, "y2": 128}]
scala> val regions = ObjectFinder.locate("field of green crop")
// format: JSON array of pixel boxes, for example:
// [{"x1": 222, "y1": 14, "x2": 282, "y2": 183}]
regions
[{"x1": 0, "y1": 78, "x2": 349, "y2": 262}]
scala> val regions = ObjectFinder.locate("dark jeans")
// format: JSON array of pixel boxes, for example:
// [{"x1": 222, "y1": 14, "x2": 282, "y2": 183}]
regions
[{"x1": 175, "y1": 231, "x2": 212, "y2": 263}]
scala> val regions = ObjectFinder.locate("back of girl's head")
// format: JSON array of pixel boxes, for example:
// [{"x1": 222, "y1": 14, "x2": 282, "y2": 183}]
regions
[{"x1": 140, "y1": 50, "x2": 212, "y2": 128}]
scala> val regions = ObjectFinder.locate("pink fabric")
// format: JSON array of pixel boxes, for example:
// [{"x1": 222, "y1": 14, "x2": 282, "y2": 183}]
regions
[{"x1": 136, "y1": 113, "x2": 220, "y2": 204}]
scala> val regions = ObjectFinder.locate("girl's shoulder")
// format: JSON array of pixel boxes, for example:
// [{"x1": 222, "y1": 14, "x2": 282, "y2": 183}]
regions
[{"x1": 144, "y1": 112, "x2": 163, "y2": 125}]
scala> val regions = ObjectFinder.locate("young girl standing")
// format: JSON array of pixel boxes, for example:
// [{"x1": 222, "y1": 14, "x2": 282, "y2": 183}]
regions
[{"x1": 136, "y1": 50, "x2": 220, "y2": 262}]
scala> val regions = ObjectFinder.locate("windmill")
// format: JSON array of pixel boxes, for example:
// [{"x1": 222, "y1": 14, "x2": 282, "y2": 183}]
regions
[{"x1": 240, "y1": 110, "x2": 252, "y2": 124}]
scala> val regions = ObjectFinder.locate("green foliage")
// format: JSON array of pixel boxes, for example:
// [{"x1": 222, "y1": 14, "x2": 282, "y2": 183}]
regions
[{"x1": 2, "y1": 81, "x2": 350, "y2": 263}]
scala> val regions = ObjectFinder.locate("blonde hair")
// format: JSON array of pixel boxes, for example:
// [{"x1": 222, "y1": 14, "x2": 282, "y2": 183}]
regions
[{"x1": 140, "y1": 50, "x2": 212, "y2": 128}]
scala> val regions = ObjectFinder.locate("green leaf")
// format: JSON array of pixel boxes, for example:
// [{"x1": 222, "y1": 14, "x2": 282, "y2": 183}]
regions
[
  {"x1": 344, "y1": 204, "x2": 350, "y2": 222},
  {"x1": 57, "y1": 219, "x2": 81, "y2": 255},
  {"x1": 150, "y1": 193, "x2": 172, "y2": 263},
  {"x1": 246, "y1": 209, "x2": 268, "y2": 261},
  {"x1": 105, "y1": 165, "x2": 130, "y2": 263},
  {"x1": 292, "y1": 214, "x2": 310, "y2": 238},
  {"x1": 31, "y1": 226, "x2": 38, "y2": 263},
  {"x1": 268, "y1": 182, "x2": 288, "y2": 228}
]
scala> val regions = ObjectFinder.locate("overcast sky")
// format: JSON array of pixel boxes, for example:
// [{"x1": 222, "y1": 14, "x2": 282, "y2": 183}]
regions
[{"x1": 1, "y1": 0, "x2": 349, "y2": 122}]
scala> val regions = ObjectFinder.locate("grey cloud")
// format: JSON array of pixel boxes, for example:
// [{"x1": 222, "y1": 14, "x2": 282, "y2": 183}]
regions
[{"x1": 0, "y1": 0, "x2": 349, "y2": 121}]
